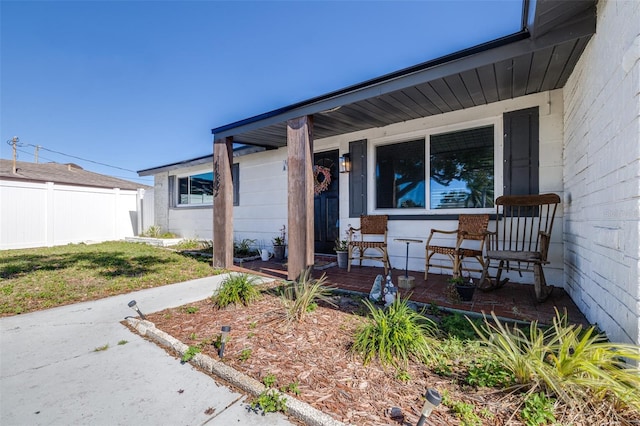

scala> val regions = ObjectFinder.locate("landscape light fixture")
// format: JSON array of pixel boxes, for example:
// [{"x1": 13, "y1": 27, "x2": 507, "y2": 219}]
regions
[
  {"x1": 339, "y1": 153, "x2": 351, "y2": 173},
  {"x1": 416, "y1": 388, "x2": 441, "y2": 426},
  {"x1": 218, "y1": 325, "x2": 231, "y2": 358},
  {"x1": 127, "y1": 300, "x2": 146, "y2": 320}
]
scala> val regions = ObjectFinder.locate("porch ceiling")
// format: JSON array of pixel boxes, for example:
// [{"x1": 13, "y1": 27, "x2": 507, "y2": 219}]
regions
[{"x1": 212, "y1": 0, "x2": 596, "y2": 149}]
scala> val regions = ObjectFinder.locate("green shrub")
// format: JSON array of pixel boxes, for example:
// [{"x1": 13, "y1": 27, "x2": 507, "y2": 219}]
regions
[
  {"x1": 471, "y1": 310, "x2": 640, "y2": 409},
  {"x1": 183, "y1": 306, "x2": 199, "y2": 314},
  {"x1": 239, "y1": 348, "x2": 252, "y2": 362},
  {"x1": 442, "y1": 391, "x2": 482, "y2": 426},
  {"x1": 465, "y1": 356, "x2": 515, "y2": 388},
  {"x1": 279, "y1": 381, "x2": 300, "y2": 396},
  {"x1": 212, "y1": 274, "x2": 261, "y2": 308},
  {"x1": 250, "y1": 389, "x2": 287, "y2": 414},
  {"x1": 351, "y1": 296, "x2": 438, "y2": 368},
  {"x1": 181, "y1": 345, "x2": 201, "y2": 363},
  {"x1": 262, "y1": 373, "x2": 277, "y2": 388},
  {"x1": 279, "y1": 268, "x2": 335, "y2": 323},
  {"x1": 233, "y1": 238, "x2": 257, "y2": 257},
  {"x1": 439, "y1": 312, "x2": 481, "y2": 340},
  {"x1": 521, "y1": 391, "x2": 556, "y2": 426},
  {"x1": 140, "y1": 225, "x2": 177, "y2": 239}
]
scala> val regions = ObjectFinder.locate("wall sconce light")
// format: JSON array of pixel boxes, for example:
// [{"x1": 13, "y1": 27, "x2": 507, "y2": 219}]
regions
[
  {"x1": 127, "y1": 300, "x2": 146, "y2": 320},
  {"x1": 218, "y1": 325, "x2": 231, "y2": 358},
  {"x1": 339, "y1": 153, "x2": 351, "y2": 173},
  {"x1": 416, "y1": 388, "x2": 441, "y2": 426}
]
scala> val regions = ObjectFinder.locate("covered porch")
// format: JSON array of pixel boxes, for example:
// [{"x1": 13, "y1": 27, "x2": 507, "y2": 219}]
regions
[
  {"x1": 233, "y1": 258, "x2": 590, "y2": 327},
  {"x1": 210, "y1": 1, "x2": 597, "y2": 282}
]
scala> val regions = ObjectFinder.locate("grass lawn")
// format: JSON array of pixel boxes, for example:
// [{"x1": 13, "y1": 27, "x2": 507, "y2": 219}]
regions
[{"x1": 0, "y1": 241, "x2": 221, "y2": 316}]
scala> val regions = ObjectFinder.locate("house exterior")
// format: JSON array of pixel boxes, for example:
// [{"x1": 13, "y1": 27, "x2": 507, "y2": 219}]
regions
[
  {"x1": 0, "y1": 159, "x2": 151, "y2": 249},
  {"x1": 140, "y1": 0, "x2": 639, "y2": 345}
]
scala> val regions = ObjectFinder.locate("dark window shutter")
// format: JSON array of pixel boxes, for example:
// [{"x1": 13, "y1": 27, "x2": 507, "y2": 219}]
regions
[
  {"x1": 503, "y1": 107, "x2": 539, "y2": 196},
  {"x1": 232, "y1": 163, "x2": 239, "y2": 206},
  {"x1": 349, "y1": 139, "x2": 367, "y2": 217}
]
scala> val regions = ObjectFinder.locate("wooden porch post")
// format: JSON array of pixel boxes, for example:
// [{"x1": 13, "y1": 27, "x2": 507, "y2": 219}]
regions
[
  {"x1": 287, "y1": 115, "x2": 314, "y2": 279},
  {"x1": 213, "y1": 136, "x2": 234, "y2": 269}
]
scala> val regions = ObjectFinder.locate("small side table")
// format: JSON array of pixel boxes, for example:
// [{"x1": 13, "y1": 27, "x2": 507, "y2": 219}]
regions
[{"x1": 394, "y1": 238, "x2": 423, "y2": 289}]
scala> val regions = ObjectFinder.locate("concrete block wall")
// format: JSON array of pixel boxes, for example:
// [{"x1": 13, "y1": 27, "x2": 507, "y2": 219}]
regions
[{"x1": 563, "y1": 0, "x2": 640, "y2": 344}]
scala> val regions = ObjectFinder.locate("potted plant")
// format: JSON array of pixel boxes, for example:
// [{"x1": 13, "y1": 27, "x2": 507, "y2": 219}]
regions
[
  {"x1": 334, "y1": 237, "x2": 349, "y2": 269},
  {"x1": 232, "y1": 238, "x2": 261, "y2": 263},
  {"x1": 272, "y1": 225, "x2": 287, "y2": 261},
  {"x1": 448, "y1": 275, "x2": 475, "y2": 302}
]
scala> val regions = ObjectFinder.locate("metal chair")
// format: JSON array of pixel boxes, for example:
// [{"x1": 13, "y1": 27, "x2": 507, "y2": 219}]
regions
[
  {"x1": 425, "y1": 214, "x2": 490, "y2": 280},
  {"x1": 347, "y1": 215, "x2": 391, "y2": 274}
]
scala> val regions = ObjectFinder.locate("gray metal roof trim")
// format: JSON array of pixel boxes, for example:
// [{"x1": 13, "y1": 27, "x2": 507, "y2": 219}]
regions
[{"x1": 137, "y1": 154, "x2": 213, "y2": 176}]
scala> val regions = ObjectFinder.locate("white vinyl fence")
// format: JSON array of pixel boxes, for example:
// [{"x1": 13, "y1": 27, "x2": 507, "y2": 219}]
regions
[{"x1": 0, "y1": 180, "x2": 154, "y2": 250}]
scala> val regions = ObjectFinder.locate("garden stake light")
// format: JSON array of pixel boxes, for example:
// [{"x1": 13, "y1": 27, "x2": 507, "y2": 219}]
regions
[
  {"x1": 127, "y1": 300, "x2": 146, "y2": 320},
  {"x1": 218, "y1": 325, "x2": 231, "y2": 358},
  {"x1": 416, "y1": 388, "x2": 441, "y2": 426}
]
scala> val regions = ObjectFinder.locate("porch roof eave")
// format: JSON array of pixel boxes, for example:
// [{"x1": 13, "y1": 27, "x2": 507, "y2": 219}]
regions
[{"x1": 211, "y1": 1, "x2": 596, "y2": 149}]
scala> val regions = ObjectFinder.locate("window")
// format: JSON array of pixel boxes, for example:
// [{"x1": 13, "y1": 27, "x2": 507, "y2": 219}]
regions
[
  {"x1": 178, "y1": 172, "x2": 213, "y2": 205},
  {"x1": 376, "y1": 139, "x2": 425, "y2": 209},
  {"x1": 232, "y1": 163, "x2": 239, "y2": 206},
  {"x1": 374, "y1": 125, "x2": 495, "y2": 211},
  {"x1": 430, "y1": 126, "x2": 494, "y2": 209}
]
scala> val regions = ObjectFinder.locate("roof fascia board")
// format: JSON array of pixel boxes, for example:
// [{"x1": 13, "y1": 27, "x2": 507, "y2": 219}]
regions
[
  {"x1": 137, "y1": 155, "x2": 213, "y2": 176},
  {"x1": 523, "y1": 0, "x2": 537, "y2": 33},
  {"x1": 213, "y1": 19, "x2": 594, "y2": 140}
]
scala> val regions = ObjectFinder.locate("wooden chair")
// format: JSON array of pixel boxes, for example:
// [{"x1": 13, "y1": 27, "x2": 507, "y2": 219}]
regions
[
  {"x1": 424, "y1": 214, "x2": 490, "y2": 280},
  {"x1": 478, "y1": 193, "x2": 561, "y2": 302},
  {"x1": 347, "y1": 215, "x2": 391, "y2": 274}
]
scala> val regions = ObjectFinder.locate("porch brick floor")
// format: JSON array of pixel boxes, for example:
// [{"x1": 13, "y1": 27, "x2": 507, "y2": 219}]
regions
[{"x1": 233, "y1": 257, "x2": 590, "y2": 327}]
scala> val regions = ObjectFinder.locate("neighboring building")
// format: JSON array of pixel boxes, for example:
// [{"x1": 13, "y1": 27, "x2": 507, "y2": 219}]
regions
[
  {"x1": 137, "y1": 155, "x2": 215, "y2": 241},
  {"x1": 141, "y1": 0, "x2": 639, "y2": 344},
  {"x1": 0, "y1": 159, "x2": 151, "y2": 249}
]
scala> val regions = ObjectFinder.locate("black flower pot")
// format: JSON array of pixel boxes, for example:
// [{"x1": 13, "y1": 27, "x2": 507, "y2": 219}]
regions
[
  {"x1": 273, "y1": 245, "x2": 286, "y2": 261},
  {"x1": 455, "y1": 285, "x2": 475, "y2": 301}
]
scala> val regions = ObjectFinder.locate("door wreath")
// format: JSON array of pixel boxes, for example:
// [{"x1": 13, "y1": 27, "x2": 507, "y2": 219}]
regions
[{"x1": 313, "y1": 165, "x2": 332, "y2": 196}]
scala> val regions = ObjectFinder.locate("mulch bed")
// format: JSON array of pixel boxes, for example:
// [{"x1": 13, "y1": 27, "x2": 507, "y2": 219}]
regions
[{"x1": 147, "y1": 281, "x2": 639, "y2": 426}]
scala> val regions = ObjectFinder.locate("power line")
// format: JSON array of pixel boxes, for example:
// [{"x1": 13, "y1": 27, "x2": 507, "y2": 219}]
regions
[
  {"x1": 6, "y1": 138, "x2": 139, "y2": 173},
  {"x1": 34, "y1": 145, "x2": 137, "y2": 173}
]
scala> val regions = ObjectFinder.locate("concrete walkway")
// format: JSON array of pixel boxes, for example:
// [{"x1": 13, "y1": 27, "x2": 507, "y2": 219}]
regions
[{"x1": 0, "y1": 275, "x2": 293, "y2": 426}]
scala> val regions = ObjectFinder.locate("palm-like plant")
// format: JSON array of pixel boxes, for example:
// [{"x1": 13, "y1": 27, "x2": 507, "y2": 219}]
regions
[
  {"x1": 471, "y1": 310, "x2": 640, "y2": 410},
  {"x1": 279, "y1": 267, "x2": 335, "y2": 323}
]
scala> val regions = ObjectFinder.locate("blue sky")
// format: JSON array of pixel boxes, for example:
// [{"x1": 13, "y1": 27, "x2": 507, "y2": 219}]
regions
[{"x1": 1, "y1": 1, "x2": 522, "y2": 185}]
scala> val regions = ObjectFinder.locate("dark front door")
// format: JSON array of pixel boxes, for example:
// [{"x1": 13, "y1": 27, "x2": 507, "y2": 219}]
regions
[{"x1": 314, "y1": 150, "x2": 340, "y2": 254}]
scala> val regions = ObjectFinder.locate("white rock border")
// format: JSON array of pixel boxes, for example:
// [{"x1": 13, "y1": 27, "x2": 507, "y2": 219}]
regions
[{"x1": 127, "y1": 318, "x2": 347, "y2": 426}]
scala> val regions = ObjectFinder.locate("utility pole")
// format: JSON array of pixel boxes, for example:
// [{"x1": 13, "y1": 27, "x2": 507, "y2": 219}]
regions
[
  {"x1": 34, "y1": 145, "x2": 40, "y2": 163},
  {"x1": 11, "y1": 136, "x2": 18, "y2": 174}
]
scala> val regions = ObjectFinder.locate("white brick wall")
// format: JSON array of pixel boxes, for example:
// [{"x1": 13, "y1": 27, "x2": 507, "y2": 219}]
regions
[{"x1": 563, "y1": 0, "x2": 640, "y2": 344}]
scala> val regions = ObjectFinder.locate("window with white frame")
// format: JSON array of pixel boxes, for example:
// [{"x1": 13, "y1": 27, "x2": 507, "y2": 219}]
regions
[
  {"x1": 177, "y1": 172, "x2": 214, "y2": 205},
  {"x1": 375, "y1": 124, "x2": 495, "y2": 211},
  {"x1": 376, "y1": 139, "x2": 425, "y2": 208},
  {"x1": 430, "y1": 125, "x2": 494, "y2": 209}
]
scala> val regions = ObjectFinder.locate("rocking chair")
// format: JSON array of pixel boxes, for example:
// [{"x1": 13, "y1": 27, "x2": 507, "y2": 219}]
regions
[{"x1": 479, "y1": 193, "x2": 561, "y2": 302}]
